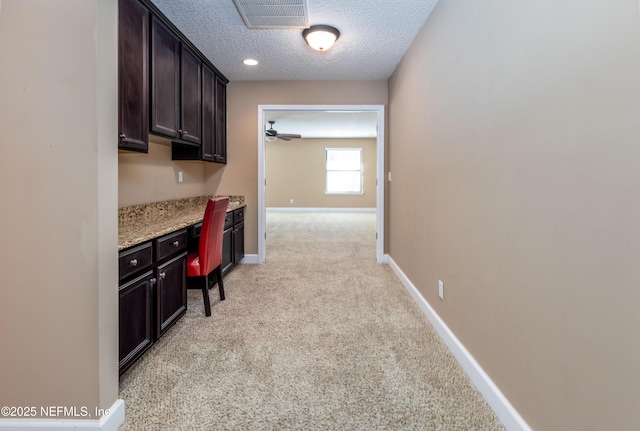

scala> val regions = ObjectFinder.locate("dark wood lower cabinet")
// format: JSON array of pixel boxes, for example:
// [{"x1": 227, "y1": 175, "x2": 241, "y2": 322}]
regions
[
  {"x1": 222, "y1": 226, "x2": 233, "y2": 275},
  {"x1": 221, "y1": 207, "x2": 243, "y2": 275},
  {"x1": 119, "y1": 231, "x2": 187, "y2": 375},
  {"x1": 156, "y1": 252, "x2": 187, "y2": 336},
  {"x1": 231, "y1": 206, "x2": 244, "y2": 270},
  {"x1": 233, "y1": 221, "x2": 244, "y2": 265},
  {"x1": 119, "y1": 270, "x2": 154, "y2": 373}
]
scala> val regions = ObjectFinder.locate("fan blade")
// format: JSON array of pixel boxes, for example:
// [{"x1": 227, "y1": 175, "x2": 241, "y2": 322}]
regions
[{"x1": 277, "y1": 134, "x2": 302, "y2": 141}]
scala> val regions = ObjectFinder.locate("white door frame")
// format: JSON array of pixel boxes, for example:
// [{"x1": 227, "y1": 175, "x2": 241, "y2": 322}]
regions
[{"x1": 257, "y1": 104, "x2": 386, "y2": 264}]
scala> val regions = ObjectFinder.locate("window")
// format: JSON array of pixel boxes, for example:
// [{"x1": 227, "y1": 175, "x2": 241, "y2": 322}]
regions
[{"x1": 325, "y1": 148, "x2": 363, "y2": 194}]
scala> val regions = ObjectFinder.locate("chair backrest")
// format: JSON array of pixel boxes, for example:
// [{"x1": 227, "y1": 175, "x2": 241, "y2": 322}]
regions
[{"x1": 198, "y1": 196, "x2": 230, "y2": 275}]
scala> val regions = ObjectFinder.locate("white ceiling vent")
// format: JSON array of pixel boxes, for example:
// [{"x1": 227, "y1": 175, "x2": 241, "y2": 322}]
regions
[{"x1": 232, "y1": 0, "x2": 309, "y2": 29}]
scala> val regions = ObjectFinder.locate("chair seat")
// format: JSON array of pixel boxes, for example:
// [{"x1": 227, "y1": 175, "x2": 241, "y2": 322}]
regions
[{"x1": 186, "y1": 251, "x2": 201, "y2": 277}]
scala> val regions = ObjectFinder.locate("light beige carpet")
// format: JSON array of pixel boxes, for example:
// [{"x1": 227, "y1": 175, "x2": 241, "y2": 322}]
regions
[{"x1": 119, "y1": 212, "x2": 504, "y2": 431}]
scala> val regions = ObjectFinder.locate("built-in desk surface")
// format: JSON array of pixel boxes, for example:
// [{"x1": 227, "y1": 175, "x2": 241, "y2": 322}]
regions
[{"x1": 118, "y1": 195, "x2": 245, "y2": 250}]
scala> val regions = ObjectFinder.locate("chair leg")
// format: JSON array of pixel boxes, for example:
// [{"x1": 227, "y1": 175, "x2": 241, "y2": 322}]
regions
[
  {"x1": 216, "y1": 266, "x2": 225, "y2": 301},
  {"x1": 202, "y1": 274, "x2": 212, "y2": 317}
]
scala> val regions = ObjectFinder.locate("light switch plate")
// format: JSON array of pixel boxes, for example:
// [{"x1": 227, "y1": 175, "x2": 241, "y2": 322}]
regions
[{"x1": 438, "y1": 280, "x2": 444, "y2": 300}]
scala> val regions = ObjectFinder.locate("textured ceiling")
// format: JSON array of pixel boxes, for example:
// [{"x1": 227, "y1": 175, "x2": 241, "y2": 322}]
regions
[{"x1": 149, "y1": 0, "x2": 439, "y2": 81}]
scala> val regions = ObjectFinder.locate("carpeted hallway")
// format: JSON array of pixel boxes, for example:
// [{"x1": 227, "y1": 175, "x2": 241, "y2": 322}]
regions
[{"x1": 118, "y1": 212, "x2": 504, "y2": 430}]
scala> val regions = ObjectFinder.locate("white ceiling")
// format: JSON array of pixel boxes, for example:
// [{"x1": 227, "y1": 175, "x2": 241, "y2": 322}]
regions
[
  {"x1": 265, "y1": 111, "x2": 378, "y2": 139},
  {"x1": 149, "y1": 0, "x2": 439, "y2": 137}
]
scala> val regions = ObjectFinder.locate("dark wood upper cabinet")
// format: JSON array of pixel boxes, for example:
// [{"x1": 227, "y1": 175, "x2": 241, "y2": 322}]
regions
[
  {"x1": 150, "y1": 16, "x2": 180, "y2": 139},
  {"x1": 150, "y1": 16, "x2": 203, "y2": 146},
  {"x1": 121, "y1": 0, "x2": 228, "y2": 161},
  {"x1": 118, "y1": 0, "x2": 148, "y2": 153},
  {"x1": 214, "y1": 74, "x2": 227, "y2": 164},
  {"x1": 201, "y1": 64, "x2": 216, "y2": 162},
  {"x1": 174, "y1": 64, "x2": 226, "y2": 163},
  {"x1": 180, "y1": 46, "x2": 201, "y2": 145}
]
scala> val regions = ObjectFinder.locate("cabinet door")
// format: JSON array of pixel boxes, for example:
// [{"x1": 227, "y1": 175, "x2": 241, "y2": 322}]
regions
[
  {"x1": 201, "y1": 65, "x2": 216, "y2": 161},
  {"x1": 156, "y1": 253, "x2": 187, "y2": 336},
  {"x1": 233, "y1": 221, "x2": 244, "y2": 264},
  {"x1": 214, "y1": 75, "x2": 227, "y2": 163},
  {"x1": 150, "y1": 17, "x2": 180, "y2": 139},
  {"x1": 180, "y1": 46, "x2": 202, "y2": 145},
  {"x1": 119, "y1": 271, "x2": 154, "y2": 374},
  {"x1": 118, "y1": 0, "x2": 148, "y2": 152},
  {"x1": 222, "y1": 227, "x2": 233, "y2": 275}
]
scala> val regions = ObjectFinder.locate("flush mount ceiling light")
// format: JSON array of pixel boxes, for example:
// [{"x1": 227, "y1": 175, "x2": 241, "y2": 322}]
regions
[
  {"x1": 302, "y1": 25, "x2": 340, "y2": 52},
  {"x1": 243, "y1": 58, "x2": 258, "y2": 66}
]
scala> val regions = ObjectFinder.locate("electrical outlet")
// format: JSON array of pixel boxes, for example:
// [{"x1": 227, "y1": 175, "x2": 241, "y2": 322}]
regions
[
  {"x1": 438, "y1": 280, "x2": 444, "y2": 300},
  {"x1": 178, "y1": 171, "x2": 184, "y2": 183},
  {"x1": 388, "y1": 171, "x2": 392, "y2": 182}
]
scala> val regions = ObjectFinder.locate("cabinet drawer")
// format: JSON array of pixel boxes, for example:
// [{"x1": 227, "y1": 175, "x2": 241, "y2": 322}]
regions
[
  {"x1": 233, "y1": 207, "x2": 244, "y2": 224},
  {"x1": 224, "y1": 211, "x2": 233, "y2": 230},
  {"x1": 119, "y1": 242, "x2": 153, "y2": 281},
  {"x1": 155, "y1": 229, "x2": 187, "y2": 261}
]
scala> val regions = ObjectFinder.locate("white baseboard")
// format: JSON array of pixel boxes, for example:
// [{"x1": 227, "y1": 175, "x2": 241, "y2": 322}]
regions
[
  {"x1": 0, "y1": 399, "x2": 124, "y2": 431},
  {"x1": 388, "y1": 257, "x2": 531, "y2": 431},
  {"x1": 267, "y1": 207, "x2": 376, "y2": 213},
  {"x1": 238, "y1": 254, "x2": 259, "y2": 264}
]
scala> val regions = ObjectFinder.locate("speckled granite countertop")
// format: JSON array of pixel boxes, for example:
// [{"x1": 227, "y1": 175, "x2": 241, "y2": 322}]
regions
[{"x1": 118, "y1": 195, "x2": 245, "y2": 250}]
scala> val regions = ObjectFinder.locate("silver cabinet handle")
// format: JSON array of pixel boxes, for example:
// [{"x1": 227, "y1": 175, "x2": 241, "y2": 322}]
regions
[
  {"x1": 178, "y1": 129, "x2": 183, "y2": 134},
  {"x1": 130, "y1": 258, "x2": 138, "y2": 267},
  {"x1": 172, "y1": 241, "x2": 180, "y2": 247},
  {"x1": 159, "y1": 272, "x2": 166, "y2": 279},
  {"x1": 150, "y1": 278, "x2": 157, "y2": 285}
]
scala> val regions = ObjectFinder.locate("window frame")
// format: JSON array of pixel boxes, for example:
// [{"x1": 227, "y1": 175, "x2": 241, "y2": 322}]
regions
[{"x1": 325, "y1": 147, "x2": 364, "y2": 195}]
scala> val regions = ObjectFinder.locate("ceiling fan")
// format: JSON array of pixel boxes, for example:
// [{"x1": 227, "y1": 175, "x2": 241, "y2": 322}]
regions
[{"x1": 265, "y1": 121, "x2": 301, "y2": 141}]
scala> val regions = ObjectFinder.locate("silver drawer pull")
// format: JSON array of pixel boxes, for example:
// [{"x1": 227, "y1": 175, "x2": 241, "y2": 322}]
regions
[
  {"x1": 172, "y1": 241, "x2": 180, "y2": 247},
  {"x1": 119, "y1": 133, "x2": 126, "y2": 139},
  {"x1": 150, "y1": 278, "x2": 157, "y2": 285},
  {"x1": 130, "y1": 258, "x2": 138, "y2": 267},
  {"x1": 159, "y1": 272, "x2": 166, "y2": 279}
]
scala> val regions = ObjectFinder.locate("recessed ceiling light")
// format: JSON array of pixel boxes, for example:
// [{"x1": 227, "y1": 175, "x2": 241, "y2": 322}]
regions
[{"x1": 243, "y1": 59, "x2": 258, "y2": 66}]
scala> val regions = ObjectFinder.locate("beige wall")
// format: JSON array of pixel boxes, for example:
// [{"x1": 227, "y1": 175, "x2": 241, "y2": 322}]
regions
[
  {"x1": 119, "y1": 140, "x2": 212, "y2": 207},
  {"x1": 0, "y1": 0, "x2": 119, "y2": 419},
  {"x1": 266, "y1": 138, "x2": 376, "y2": 208},
  {"x1": 211, "y1": 81, "x2": 388, "y2": 254},
  {"x1": 388, "y1": 0, "x2": 640, "y2": 429}
]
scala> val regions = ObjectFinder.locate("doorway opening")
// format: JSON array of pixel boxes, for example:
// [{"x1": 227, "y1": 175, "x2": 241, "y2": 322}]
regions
[{"x1": 257, "y1": 105, "x2": 386, "y2": 264}]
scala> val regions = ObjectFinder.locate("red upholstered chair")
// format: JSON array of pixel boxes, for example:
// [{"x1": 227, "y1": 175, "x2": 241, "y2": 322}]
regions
[{"x1": 187, "y1": 196, "x2": 229, "y2": 316}]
